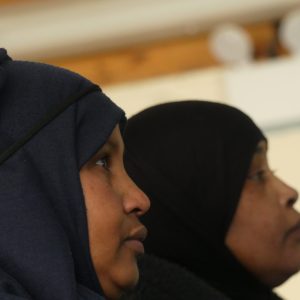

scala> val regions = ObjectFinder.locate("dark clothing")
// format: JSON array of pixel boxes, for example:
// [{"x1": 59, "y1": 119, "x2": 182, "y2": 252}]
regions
[
  {"x1": 0, "y1": 48, "x2": 124, "y2": 300},
  {"x1": 122, "y1": 254, "x2": 229, "y2": 300},
  {"x1": 124, "y1": 101, "x2": 282, "y2": 300}
]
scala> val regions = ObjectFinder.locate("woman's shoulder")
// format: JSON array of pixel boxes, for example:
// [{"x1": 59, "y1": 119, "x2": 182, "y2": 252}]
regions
[{"x1": 122, "y1": 254, "x2": 230, "y2": 300}]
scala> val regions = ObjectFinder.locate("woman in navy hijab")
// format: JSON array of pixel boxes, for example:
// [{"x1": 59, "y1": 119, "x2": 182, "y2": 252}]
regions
[
  {"x1": 0, "y1": 48, "x2": 150, "y2": 300},
  {"x1": 123, "y1": 101, "x2": 300, "y2": 300}
]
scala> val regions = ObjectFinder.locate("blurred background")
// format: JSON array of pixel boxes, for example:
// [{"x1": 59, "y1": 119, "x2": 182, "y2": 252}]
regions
[{"x1": 1, "y1": 0, "x2": 300, "y2": 298}]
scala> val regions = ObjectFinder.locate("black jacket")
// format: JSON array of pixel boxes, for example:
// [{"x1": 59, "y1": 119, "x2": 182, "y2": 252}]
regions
[{"x1": 122, "y1": 254, "x2": 230, "y2": 300}]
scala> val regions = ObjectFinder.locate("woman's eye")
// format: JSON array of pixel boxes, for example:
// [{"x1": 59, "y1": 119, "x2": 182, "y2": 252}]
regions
[
  {"x1": 247, "y1": 169, "x2": 275, "y2": 182},
  {"x1": 247, "y1": 170, "x2": 267, "y2": 182},
  {"x1": 96, "y1": 157, "x2": 109, "y2": 170}
]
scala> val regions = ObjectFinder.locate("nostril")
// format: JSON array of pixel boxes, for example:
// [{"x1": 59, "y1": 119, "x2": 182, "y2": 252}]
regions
[
  {"x1": 284, "y1": 186, "x2": 298, "y2": 208},
  {"x1": 131, "y1": 207, "x2": 141, "y2": 214},
  {"x1": 289, "y1": 188, "x2": 299, "y2": 206},
  {"x1": 287, "y1": 197, "x2": 297, "y2": 208},
  {"x1": 137, "y1": 193, "x2": 150, "y2": 216}
]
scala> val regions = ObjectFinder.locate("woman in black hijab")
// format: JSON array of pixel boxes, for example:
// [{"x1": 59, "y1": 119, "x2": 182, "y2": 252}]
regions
[
  {"x1": 0, "y1": 48, "x2": 149, "y2": 300},
  {"x1": 123, "y1": 100, "x2": 300, "y2": 300}
]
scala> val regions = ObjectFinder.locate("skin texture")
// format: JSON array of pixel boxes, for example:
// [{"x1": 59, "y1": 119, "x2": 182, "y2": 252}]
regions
[
  {"x1": 226, "y1": 140, "x2": 300, "y2": 287},
  {"x1": 80, "y1": 125, "x2": 150, "y2": 300}
]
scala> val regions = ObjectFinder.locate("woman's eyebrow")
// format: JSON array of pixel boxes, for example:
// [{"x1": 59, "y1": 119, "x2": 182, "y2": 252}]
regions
[
  {"x1": 94, "y1": 143, "x2": 113, "y2": 158},
  {"x1": 106, "y1": 140, "x2": 119, "y2": 151},
  {"x1": 99, "y1": 139, "x2": 119, "y2": 154}
]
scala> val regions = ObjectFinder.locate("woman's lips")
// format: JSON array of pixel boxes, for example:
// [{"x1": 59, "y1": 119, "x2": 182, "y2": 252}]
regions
[
  {"x1": 124, "y1": 239, "x2": 145, "y2": 254},
  {"x1": 285, "y1": 220, "x2": 300, "y2": 241},
  {"x1": 124, "y1": 226, "x2": 148, "y2": 254}
]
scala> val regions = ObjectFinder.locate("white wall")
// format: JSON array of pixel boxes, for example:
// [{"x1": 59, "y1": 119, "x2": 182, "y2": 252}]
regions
[
  {"x1": 105, "y1": 67, "x2": 226, "y2": 117},
  {"x1": 105, "y1": 60, "x2": 300, "y2": 300}
]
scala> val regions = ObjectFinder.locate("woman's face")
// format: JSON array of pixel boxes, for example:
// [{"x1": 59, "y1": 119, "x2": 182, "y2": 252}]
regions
[
  {"x1": 80, "y1": 125, "x2": 150, "y2": 300},
  {"x1": 226, "y1": 140, "x2": 300, "y2": 287}
]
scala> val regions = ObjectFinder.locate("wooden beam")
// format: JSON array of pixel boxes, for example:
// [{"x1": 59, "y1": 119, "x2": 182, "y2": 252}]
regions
[{"x1": 44, "y1": 21, "x2": 287, "y2": 86}]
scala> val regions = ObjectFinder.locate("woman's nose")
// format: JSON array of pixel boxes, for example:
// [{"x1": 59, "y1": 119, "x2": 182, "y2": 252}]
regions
[
  {"x1": 123, "y1": 176, "x2": 151, "y2": 216},
  {"x1": 286, "y1": 187, "x2": 299, "y2": 208},
  {"x1": 279, "y1": 178, "x2": 299, "y2": 208}
]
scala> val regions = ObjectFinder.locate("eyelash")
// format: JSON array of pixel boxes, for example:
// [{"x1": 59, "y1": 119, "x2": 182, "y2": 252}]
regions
[
  {"x1": 96, "y1": 156, "x2": 110, "y2": 171},
  {"x1": 247, "y1": 169, "x2": 276, "y2": 182},
  {"x1": 247, "y1": 170, "x2": 267, "y2": 182}
]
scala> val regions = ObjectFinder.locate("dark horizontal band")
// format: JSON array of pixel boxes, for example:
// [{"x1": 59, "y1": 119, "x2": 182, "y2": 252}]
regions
[{"x1": 0, "y1": 84, "x2": 100, "y2": 165}]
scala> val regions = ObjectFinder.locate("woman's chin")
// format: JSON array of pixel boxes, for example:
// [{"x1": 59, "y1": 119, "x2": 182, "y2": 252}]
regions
[{"x1": 99, "y1": 259, "x2": 140, "y2": 300}]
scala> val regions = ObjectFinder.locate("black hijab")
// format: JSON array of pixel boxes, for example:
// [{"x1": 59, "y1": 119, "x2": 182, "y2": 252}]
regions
[
  {"x1": 124, "y1": 101, "x2": 282, "y2": 300},
  {"x1": 0, "y1": 48, "x2": 125, "y2": 300}
]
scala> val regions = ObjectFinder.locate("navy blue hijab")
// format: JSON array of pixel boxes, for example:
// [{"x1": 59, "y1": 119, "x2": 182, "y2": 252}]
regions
[
  {"x1": 124, "y1": 101, "x2": 281, "y2": 300},
  {"x1": 0, "y1": 49, "x2": 125, "y2": 300}
]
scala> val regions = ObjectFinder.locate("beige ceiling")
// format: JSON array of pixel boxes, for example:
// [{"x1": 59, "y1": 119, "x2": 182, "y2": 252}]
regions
[{"x1": 0, "y1": 0, "x2": 299, "y2": 59}]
